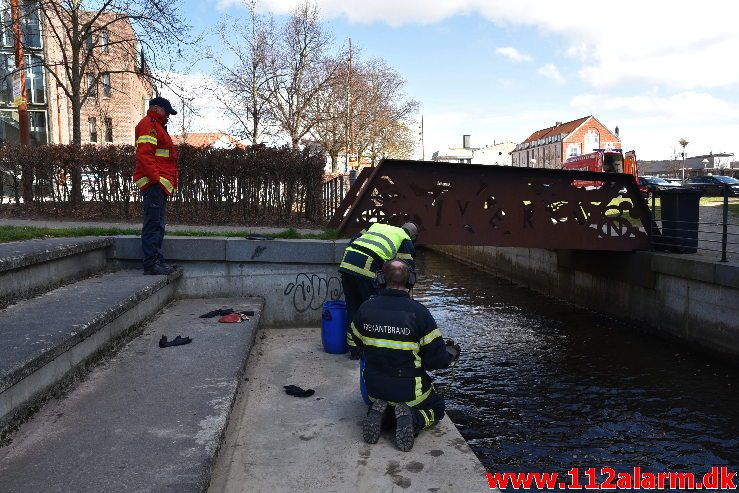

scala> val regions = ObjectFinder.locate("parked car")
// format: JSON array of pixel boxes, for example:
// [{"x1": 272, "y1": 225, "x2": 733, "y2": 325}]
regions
[
  {"x1": 684, "y1": 175, "x2": 739, "y2": 196},
  {"x1": 638, "y1": 176, "x2": 681, "y2": 198},
  {"x1": 663, "y1": 177, "x2": 683, "y2": 185}
]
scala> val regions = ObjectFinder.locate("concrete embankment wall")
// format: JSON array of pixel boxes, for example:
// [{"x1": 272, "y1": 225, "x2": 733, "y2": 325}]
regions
[
  {"x1": 112, "y1": 236, "x2": 349, "y2": 327},
  {"x1": 430, "y1": 245, "x2": 739, "y2": 361}
]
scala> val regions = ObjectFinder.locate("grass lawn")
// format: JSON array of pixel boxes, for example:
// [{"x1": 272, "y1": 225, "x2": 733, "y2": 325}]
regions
[
  {"x1": 607, "y1": 196, "x2": 739, "y2": 220},
  {"x1": 0, "y1": 225, "x2": 338, "y2": 244},
  {"x1": 700, "y1": 196, "x2": 739, "y2": 215}
]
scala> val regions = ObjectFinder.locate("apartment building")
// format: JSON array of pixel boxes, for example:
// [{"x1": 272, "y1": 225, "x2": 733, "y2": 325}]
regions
[
  {"x1": 0, "y1": 1, "x2": 152, "y2": 146},
  {"x1": 511, "y1": 116, "x2": 621, "y2": 168}
]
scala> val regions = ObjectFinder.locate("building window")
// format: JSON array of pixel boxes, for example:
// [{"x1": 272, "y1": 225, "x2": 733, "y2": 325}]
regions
[
  {"x1": 89, "y1": 117, "x2": 97, "y2": 143},
  {"x1": 105, "y1": 117, "x2": 113, "y2": 143},
  {"x1": 101, "y1": 73, "x2": 110, "y2": 98},
  {"x1": 567, "y1": 143, "x2": 580, "y2": 157},
  {"x1": 584, "y1": 129, "x2": 600, "y2": 153},
  {"x1": 0, "y1": 109, "x2": 47, "y2": 144},
  {"x1": 29, "y1": 110, "x2": 46, "y2": 144},
  {"x1": 87, "y1": 74, "x2": 96, "y2": 97},
  {"x1": 0, "y1": 54, "x2": 13, "y2": 103},
  {"x1": 21, "y1": 1, "x2": 41, "y2": 49},
  {"x1": 84, "y1": 28, "x2": 94, "y2": 52},
  {"x1": 1, "y1": 8, "x2": 11, "y2": 47},
  {"x1": 100, "y1": 28, "x2": 109, "y2": 53},
  {"x1": 25, "y1": 54, "x2": 45, "y2": 104}
]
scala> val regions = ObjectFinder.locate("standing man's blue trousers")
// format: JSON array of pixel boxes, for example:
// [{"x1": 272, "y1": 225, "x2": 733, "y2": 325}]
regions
[{"x1": 141, "y1": 184, "x2": 167, "y2": 270}]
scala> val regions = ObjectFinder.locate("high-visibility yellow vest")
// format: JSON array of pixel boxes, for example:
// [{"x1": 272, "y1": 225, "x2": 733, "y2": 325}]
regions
[{"x1": 339, "y1": 224, "x2": 411, "y2": 278}]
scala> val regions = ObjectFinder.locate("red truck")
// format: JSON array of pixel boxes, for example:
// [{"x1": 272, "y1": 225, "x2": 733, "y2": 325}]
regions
[{"x1": 563, "y1": 149, "x2": 638, "y2": 188}]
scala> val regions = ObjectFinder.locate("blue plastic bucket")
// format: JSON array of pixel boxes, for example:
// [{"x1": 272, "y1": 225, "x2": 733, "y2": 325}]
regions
[
  {"x1": 360, "y1": 353, "x2": 371, "y2": 405},
  {"x1": 321, "y1": 300, "x2": 348, "y2": 354}
]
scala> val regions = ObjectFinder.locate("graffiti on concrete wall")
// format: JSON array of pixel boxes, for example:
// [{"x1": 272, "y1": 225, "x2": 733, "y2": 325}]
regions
[{"x1": 284, "y1": 273, "x2": 343, "y2": 313}]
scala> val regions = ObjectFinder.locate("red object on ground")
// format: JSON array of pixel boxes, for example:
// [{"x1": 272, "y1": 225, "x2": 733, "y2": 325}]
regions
[{"x1": 218, "y1": 312, "x2": 249, "y2": 323}]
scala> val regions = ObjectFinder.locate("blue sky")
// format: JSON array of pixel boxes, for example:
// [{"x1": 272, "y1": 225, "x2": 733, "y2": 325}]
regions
[{"x1": 169, "y1": 0, "x2": 739, "y2": 161}]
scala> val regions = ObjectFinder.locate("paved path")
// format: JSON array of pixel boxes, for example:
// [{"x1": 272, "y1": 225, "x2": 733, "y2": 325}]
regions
[
  {"x1": 694, "y1": 203, "x2": 739, "y2": 262},
  {"x1": 0, "y1": 217, "x2": 323, "y2": 235},
  {"x1": 209, "y1": 328, "x2": 489, "y2": 493}
]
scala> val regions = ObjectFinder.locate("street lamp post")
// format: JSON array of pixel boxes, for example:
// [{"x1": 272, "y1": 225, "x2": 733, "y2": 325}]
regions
[{"x1": 679, "y1": 138, "x2": 689, "y2": 182}]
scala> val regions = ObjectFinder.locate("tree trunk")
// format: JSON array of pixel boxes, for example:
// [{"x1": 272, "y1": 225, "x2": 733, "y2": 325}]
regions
[{"x1": 70, "y1": 94, "x2": 83, "y2": 204}]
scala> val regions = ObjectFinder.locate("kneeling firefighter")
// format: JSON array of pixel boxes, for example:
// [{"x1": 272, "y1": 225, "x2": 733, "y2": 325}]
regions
[
  {"x1": 339, "y1": 222, "x2": 419, "y2": 359},
  {"x1": 349, "y1": 259, "x2": 461, "y2": 451}
]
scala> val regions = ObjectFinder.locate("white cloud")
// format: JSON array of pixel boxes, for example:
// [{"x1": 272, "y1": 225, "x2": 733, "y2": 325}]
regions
[
  {"x1": 156, "y1": 72, "x2": 233, "y2": 136},
  {"x1": 571, "y1": 92, "x2": 739, "y2": 122},
  {"x1": 218, "y1": 1, "x2": 739, "y2": 90},
  {"x1": 495, "y1": 47, "x2": 532, "y2": 63},
  {"x1": 569, "y1": 92, "x2": 739, "y2": 158},
  {"x1": 538, "y1": 64, "x2": 565, "y2": 85}
]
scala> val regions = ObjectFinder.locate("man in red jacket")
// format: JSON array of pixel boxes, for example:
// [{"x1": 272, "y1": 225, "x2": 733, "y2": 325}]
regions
[{"x1": 133, "y1": 97, "x2": 179, "y2": 275}]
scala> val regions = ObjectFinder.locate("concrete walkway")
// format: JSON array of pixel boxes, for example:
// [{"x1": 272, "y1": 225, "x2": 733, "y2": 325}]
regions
[
  {"x1": 0, "y1": 298, "x2": 263, "y2": 493},
  {"x1": 0, "y1": 217, "x2": 323, "y2": 235},
  {"x1": 209, "y1": 328, "x2": 489, "y2": 493}
]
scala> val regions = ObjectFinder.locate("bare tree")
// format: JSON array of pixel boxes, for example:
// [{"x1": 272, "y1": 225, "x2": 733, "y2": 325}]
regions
[
  {"x1": 308, "y1": 54, "x2": 352, "y2": 172},
  {"x1": 24, "y1": 0, "x2": 189, "y2": 202},
  {"x1": 352, "y1": 59, "x2": 418, "y2": 165},
  {"x1": 210, "y1": 1, "x2": 276, "y2": 145},
  {"x1": 267, "y1": 1, "x2": 340, "y2": 149}
]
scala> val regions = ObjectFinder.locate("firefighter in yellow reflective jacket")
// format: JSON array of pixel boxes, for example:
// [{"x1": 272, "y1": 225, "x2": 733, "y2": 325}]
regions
[
  {"x1": 339, "y1": 222, "x2": 419, "y2": 358},
  {"x1": 350, "y1": 260, "x2": 461, "y2": 451},
  {"x1": 132, "y1": 97, "x2": 179, "y2": 275}
]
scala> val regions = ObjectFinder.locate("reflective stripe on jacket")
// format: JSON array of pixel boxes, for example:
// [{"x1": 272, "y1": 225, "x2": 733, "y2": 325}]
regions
[
  {"x1": 339, "y1": 223, "x2": 415, "y2": 279},
  {"x1": 350, "y1": 289, "x2": 452, "y2": 406},
  {"x1": 132, "y1": 109, "x2": 178, "y2": 195}
]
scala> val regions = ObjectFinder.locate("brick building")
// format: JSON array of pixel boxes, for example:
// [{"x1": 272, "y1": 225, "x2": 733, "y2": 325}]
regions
[
  {"x1": 0, "y1": 1, "x2": 152, "y2": 146},
  {"x1": 511, "y1": 116, "x2": 621, "y2": 168},
  {"x1": 44, "y1": 10, "x2": 152, "y2": 145}
]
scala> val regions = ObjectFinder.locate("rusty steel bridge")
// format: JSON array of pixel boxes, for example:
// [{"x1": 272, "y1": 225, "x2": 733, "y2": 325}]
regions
[{"x1": 328, "y1": 159, "x2": 653, "y2": 251}]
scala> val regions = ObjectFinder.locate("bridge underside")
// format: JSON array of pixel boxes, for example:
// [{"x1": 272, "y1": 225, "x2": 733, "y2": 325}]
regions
[{"x1": 329, "y1": 159, "x2": 652, "y2": 251}]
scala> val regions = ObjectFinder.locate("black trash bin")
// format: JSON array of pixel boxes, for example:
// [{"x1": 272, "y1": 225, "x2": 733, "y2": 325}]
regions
[{"x1": 655, "y1": 187, "x2": 702, "y2": 253}]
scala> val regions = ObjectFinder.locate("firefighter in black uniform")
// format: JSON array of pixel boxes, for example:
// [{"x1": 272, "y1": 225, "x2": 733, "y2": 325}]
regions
[
  {"x1": 339, "y1": 222, "x2": 419, "y2": 359},
  {"x1": 349, "y1": 259, "x2": 461, "y2": 451}
]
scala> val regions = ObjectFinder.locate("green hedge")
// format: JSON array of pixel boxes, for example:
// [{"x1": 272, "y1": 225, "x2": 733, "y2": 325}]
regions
[{"x1": 0, "y1": 143, "x2": 325, "y2": 225}]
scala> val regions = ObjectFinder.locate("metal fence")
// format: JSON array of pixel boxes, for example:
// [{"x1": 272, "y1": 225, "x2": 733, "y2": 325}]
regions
[
  {"x1": 322, "y1": 173, "x2": 350, "y2": 221},
  {"x1": 647, "y1": 186, "x2": 738, "y2": 262}
]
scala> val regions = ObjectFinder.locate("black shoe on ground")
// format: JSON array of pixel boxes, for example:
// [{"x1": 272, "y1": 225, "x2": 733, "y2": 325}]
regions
[
  {"x1": 144, "y1": 263, "x2": 174, "y2": 275},
  {"x1": 394, "y1": 403, "x2": 415, "y2": 452},
  {"x1": 362, "y1": 399, "x2": 388, "y2": 444},
  {"x1": 160, "y1": 262, "x2": 180, "y2": 271}
]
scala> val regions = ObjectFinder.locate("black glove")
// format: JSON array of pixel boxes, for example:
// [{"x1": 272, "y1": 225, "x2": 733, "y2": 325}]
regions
[
  {"x1": 200, "y1": 308, "x2": 234, "y2": 318},
  {"x1": 445, "y1": 339, "x2": 461, "y2": 361},
  {"x1": 283, "y1": 385, "x2": 315, "y2": 398}
]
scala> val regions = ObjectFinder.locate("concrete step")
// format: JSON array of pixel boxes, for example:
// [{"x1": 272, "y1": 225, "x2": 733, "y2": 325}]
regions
[
  {"x1": 0, "y1": 268, "x2": 181, "y2": 429},
  {"x1": 0, "y1": 237, "x2": 114, "y2": 308},
  {"x1": 0, "y1": 297, "x2": 263, "y2": 493}
]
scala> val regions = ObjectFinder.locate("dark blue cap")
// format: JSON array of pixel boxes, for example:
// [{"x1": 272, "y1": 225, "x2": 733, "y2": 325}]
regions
[{"x1": 149, "y1": 96, "x2": 177, "y2": 115}]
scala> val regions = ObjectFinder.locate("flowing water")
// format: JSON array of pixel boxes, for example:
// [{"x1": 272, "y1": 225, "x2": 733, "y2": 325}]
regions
[{"x1": 412, "y1": 249, "x2": 739, "y2": 478}]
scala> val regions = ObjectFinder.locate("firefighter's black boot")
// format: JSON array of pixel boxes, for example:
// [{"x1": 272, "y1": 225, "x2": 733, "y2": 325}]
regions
[
  {"x1": 362, "y1": 399, "x2": 387, "y2": 444},
  {"x1": 394, "y1": 403, "x2": 415, "y2": 452}
]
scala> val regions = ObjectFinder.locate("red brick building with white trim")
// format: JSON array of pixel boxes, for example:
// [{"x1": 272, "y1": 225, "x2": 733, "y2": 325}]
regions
[{"x1": 512, "y1": 116, "x2": 621, "y2": 169}]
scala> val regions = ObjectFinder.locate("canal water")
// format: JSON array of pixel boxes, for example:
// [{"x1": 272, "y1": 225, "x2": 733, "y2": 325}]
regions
[{"x1": 412, "y1": 249, "x2": 739, "y2": 477}]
